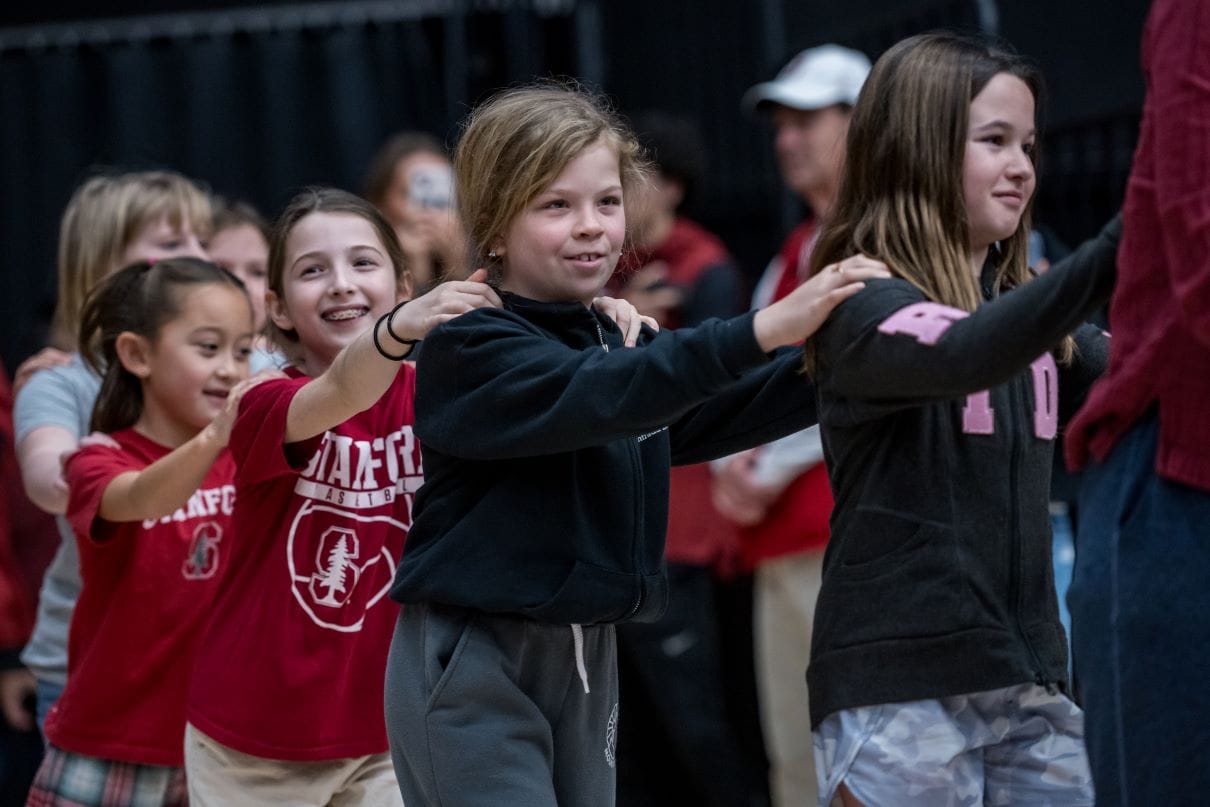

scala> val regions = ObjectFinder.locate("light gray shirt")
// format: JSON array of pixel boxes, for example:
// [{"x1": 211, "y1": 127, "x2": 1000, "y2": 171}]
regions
[{"x1": 13, "y1": 355, "x2": 100, "y2": 684}]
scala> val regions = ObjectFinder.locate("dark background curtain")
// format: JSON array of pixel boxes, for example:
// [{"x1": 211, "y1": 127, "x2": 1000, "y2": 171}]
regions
[{"x1": 0, "y1": 0, "x2": 1150, "y2": 371}]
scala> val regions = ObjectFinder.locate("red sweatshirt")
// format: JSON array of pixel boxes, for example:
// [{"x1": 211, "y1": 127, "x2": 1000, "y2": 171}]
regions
[{"x1": 1066, "y1": 0, "x2": 1210, "y2": 492}]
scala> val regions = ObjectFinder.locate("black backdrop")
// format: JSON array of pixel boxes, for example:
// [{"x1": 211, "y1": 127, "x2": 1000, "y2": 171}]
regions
[{"x1": 0, "y1": 0, "x2": 1151, "y2": 371}]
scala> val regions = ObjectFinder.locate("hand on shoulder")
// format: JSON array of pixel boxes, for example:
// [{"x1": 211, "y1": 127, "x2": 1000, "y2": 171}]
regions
[{"x1": 753, "y1": 254, "x2": 892, "y2": 351}]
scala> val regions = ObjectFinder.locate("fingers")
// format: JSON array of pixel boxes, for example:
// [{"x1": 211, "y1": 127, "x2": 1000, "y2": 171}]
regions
[
  {"x1": 639, "y1": 315, "x2": 660, "y2": 333},
  {"x1": 622, "y1": 309, "x2": 643, "y2": 347}
]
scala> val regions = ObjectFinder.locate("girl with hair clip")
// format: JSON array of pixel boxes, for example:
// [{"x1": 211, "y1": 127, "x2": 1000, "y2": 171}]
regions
[
  {"x1": 13, "y1": 170, "x2": 212, "y2": 732},
  {"x1": 801, "y1": 32, "x2": 1120, "y2": 806},
  {"x1": 383, "y1": 83, "x2": 890, "y2": 807},
  {"x1": 183, "y1": 187, "x2": 647, "y2": 805},
  {"x1": 27, "y1": 258, "x2": 264, "y2": 807}
]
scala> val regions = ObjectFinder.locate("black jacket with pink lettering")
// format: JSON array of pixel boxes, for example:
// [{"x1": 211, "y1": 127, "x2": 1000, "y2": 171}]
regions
[{"x1": 807, "y1": 220, "x2": 1119, "y2": 727}]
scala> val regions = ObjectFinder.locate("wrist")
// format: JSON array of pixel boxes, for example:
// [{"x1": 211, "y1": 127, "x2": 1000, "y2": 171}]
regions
[{"x1": 373, "y1": 307, "x2": 415, "y2": 361}]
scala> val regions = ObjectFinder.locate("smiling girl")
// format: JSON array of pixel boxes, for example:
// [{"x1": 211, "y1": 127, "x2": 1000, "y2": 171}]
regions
[
  {"x1": 383, "y1": 83, "x2": 890, "y2": 806},
  {"x1": 178, "y1": 187, "x2": 505, "y2": 806},
  {"x1": 801, "y1": 33, "x2": 1120, "y2": 806},
  {"x1": 28, "y1": 258, "x2": 261, "y2": 807}
]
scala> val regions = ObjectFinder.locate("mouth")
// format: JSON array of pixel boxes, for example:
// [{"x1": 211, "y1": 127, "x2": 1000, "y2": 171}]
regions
[
  {"x1": 993, "y1": 190, "x2": 1025, "y2": 206},
  {"x1": 202, "y1": 389, "x2": 230, "y2": 405},
  {"x1": 565, "y1": 252, "x2": 607, "y2": 270},
  {"x1": 321, "y1": 305, "x2": 370, "y2": 323}
]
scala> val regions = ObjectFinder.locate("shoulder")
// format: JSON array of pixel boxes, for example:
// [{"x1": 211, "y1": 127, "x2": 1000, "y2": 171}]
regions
[
  {"x1": 421, "y1": 306, "x2": 546, "y2": 358},
  {"x1": 16, "y1": 354, "x2": 98, "y2": 402},
  {"x1": 831, "y1": 277, "x2": 930, "y2": 323},
  {"x1": 66, "y1": 430, "x2": 148, "y2": 480}
]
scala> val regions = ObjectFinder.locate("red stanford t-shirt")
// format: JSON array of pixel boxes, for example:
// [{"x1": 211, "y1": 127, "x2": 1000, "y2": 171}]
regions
[
  {"x1": 47, "y1": 429, "x2": 235, "y2": 766},
  {"x1": 188, "y1": 365, "x2": 420, "y2": 761}
]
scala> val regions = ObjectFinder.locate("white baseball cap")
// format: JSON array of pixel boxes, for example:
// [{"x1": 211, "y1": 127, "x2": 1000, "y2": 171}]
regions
[{"x1": 742, "y1": 45, "x2": 872, "y2": 115}]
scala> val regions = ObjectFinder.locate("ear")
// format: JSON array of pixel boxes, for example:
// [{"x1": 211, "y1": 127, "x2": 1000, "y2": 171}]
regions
[
  {"x1": 265, "y1": 289, "x2": 295, "y2": 333},
  {"x1": 114, "y1": 332, "x2": 153, "y2": 379},
  {"x1": 396, "y1": 271, "x2": 414, "y2": 304}
]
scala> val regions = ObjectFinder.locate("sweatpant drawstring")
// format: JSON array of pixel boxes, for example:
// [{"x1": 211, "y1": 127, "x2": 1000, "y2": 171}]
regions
[{"x1": 571, "y1": 624, "x2": 590, "y2": 694}]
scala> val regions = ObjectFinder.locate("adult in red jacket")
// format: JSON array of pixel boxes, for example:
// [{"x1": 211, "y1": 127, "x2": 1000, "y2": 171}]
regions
[{"x1": 1064, "y1": 1, "x2": 1210, "y2": 803}]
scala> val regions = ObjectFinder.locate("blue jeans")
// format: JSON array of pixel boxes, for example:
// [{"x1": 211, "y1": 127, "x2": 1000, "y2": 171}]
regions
[
  {"x1": 1067, "y1": 412, "x2": 1210, "y2": 806},
  {"x1": 34, "y1": 678, "x2": 62, "y2": 738}
]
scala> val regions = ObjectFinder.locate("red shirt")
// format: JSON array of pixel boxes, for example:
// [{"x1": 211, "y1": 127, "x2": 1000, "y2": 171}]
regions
[
  {"x1": 1067, "y1": 0, "x2": 1210, "y2": 492},
  {"x1": 741, "y1": 219, "x2": 833, "y2": 568},
  {"x1": 47, "y1": 429, "x2": 234, "y2": 766},
  {"x1": 188, "y1": 365, "x2": 419, "y2": 761}
]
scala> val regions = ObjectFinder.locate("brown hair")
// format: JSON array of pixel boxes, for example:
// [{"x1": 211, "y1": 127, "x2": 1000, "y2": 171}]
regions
[
  {"x1": 79, "y1": 258, "x2": 248, "y2": 434},
  {"x1": 453, "y1": 81, "x2": 649, "y2": 276},
  {"x1": 362, "y1": 131, "x2": 448, "y2": 210},
  {"x1": 264, "y1": 187, "x2": 411, "y2": 359},
  {"x1": 806, "y1": 32, "x2": 1072, "y2": 371},
  {"x1": 54, "y1": 171, "x2": 213, "y2": 349},
  {"x1": 212, "y1": 196, "x2": 270, "y2": 242}
]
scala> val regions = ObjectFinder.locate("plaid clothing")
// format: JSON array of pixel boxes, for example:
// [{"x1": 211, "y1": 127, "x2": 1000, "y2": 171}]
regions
[{"x1": 26, "y1": 745, "x2": 186, "y2": 807}]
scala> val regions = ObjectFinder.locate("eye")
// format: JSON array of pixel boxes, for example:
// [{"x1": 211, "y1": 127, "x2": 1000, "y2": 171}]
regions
[
  {"x1": 981, "y1": 134, "x2": 1005, "y2": 146},
  {"x1": 160, "y1": 239, "x2": 184, "y2": 251},
  {"x1": 298, "y1": 263, "x2": 323, "y2": 277},
  {"x1": 249, "y1": 266, "x2": 268, "y2": 280},
  {"x1": 544, "y1": 199, "x2": 568, "y2": 210},
  {"x1": 600, "y1": 195, "x2": 622, "y2": 207},
  {"x1": 236, "y1": 346, "x2": 252, "y2": 361},
  {"x1": 353, "y1": 256, "x2": 380, "y2": 269},
  {"x1": 1022, "y1": 142, "x2": 1036, "y2": 156},
  {"x1": 197, "y1": 342, "x2": 219, "y2": 355}
]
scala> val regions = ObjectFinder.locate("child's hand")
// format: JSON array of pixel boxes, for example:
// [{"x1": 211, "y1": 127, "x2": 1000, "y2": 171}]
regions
[
  {"x1": 752, "y1": 255, "x2": 891, "y2": 351},
  {"x1": 13, "y1": 347, "x2": 73, "y2": 396},
  {"x1": 592, "y1": 296, "x2": 660, "y2": 347},
  {"x1": 387, "y1": 268, "x2": 503, "y2": 342},
  {"x1": 202, "y1": 372, "x2": 282, "y2": 448}
]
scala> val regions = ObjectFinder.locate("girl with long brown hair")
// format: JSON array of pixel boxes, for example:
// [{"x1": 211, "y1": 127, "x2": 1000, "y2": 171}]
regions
[{"x1": 802, "y1": 32, "x2": 1119, "y2": 805}]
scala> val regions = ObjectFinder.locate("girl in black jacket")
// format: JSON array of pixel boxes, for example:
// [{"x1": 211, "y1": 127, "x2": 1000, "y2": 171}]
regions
[
  {"x1": 383, "y1": 83, "x2": 889, "y2": 807},
  {"x1": 803, "y1": 32, "x2": 1116, "y2": 807}
]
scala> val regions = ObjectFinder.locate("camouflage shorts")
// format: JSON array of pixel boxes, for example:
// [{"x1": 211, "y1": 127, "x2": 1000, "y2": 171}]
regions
[{"x1": 812, "y1": 683, "x2": 1093, "y2": 806}]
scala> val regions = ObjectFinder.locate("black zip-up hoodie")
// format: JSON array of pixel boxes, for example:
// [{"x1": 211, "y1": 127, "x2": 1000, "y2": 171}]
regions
[
  {"x1": 389, "y1": 293, "x2": 817, "y2": 624},
  {"x1": 807, "y1": 219, "x2": 1120, "y2": 727}
]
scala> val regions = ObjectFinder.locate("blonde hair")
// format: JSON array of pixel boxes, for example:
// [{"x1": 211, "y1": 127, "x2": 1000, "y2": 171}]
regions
[
  {"x1": 453, "y1": 82, "x2": 648, "y2": 275},
  {"x1": 54, "y1": 171, "x2": 212, "y2": 349},
  {"x1": 807, "y1": 32, "x2": 1072, "y2": 370}
]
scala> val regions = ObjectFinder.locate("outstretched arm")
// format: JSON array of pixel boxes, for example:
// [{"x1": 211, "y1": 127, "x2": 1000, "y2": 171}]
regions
[
  {"x1": 283, "y1": 270, "x2": 500, "y2": 444},
  {"x1": 89, "y1": 375, "x2": 275, "y2": 523}
]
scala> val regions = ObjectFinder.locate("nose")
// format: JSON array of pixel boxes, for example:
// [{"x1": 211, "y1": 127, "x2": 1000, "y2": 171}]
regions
[
  {"x1": 327, "y1": 263, "x2": 357, "y2": 295},
  {"x1": 1008, "y1": 147, "x2": 1035, "y2": 181},
  {"x1": 215, "y1": 350, "x2": 238, "y2": 381},
  {"x1": 574, "y1": 204, "x2": 604, "y2": 239},
  {"x1": 182, "y1": 235, "x2": 208, "y2": 261}
]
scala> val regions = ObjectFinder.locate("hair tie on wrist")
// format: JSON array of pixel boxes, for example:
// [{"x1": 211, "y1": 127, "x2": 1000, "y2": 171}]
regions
[
  {"x1": 373, "y1": 312, "x2": 412, "y2": 361},
  {"x1": 385, "y1": 300, "x2": 421, "y2": 346}
]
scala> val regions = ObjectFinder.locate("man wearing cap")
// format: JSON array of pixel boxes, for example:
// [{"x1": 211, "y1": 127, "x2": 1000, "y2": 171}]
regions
[{"x1": 712, "y1": 44, "x2": 870, "y2": 807}]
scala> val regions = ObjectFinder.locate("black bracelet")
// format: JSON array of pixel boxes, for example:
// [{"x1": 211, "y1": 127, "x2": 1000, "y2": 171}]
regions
[
  {"x1": 372, "y1": 312, "x2": 413, "y2": 361},
  {"x1": 385, "y1": 300, "x2": 421, "y2": 346}
]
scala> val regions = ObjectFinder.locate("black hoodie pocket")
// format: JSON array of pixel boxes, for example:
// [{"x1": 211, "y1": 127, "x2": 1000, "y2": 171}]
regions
[
  {"x1": 837, "y1": 509, "x2": 941, "y2": 579},
  {"x1": 520, "y1": 561, "x2": 641, "y2": 624}
]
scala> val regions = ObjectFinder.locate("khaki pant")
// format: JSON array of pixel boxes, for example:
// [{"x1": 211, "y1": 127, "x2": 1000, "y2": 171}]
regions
[
  {"x1": 755, "y1": 550, "x2": 824, "y2": 807},
  {"x1": 184, "y1": 723, "x2": 403, "y2": 806}
]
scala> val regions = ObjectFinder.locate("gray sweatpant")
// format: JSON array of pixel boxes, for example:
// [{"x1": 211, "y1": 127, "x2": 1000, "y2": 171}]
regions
[{"x1": 385, "y1": 603, "x2": 619, "y2": 807}]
